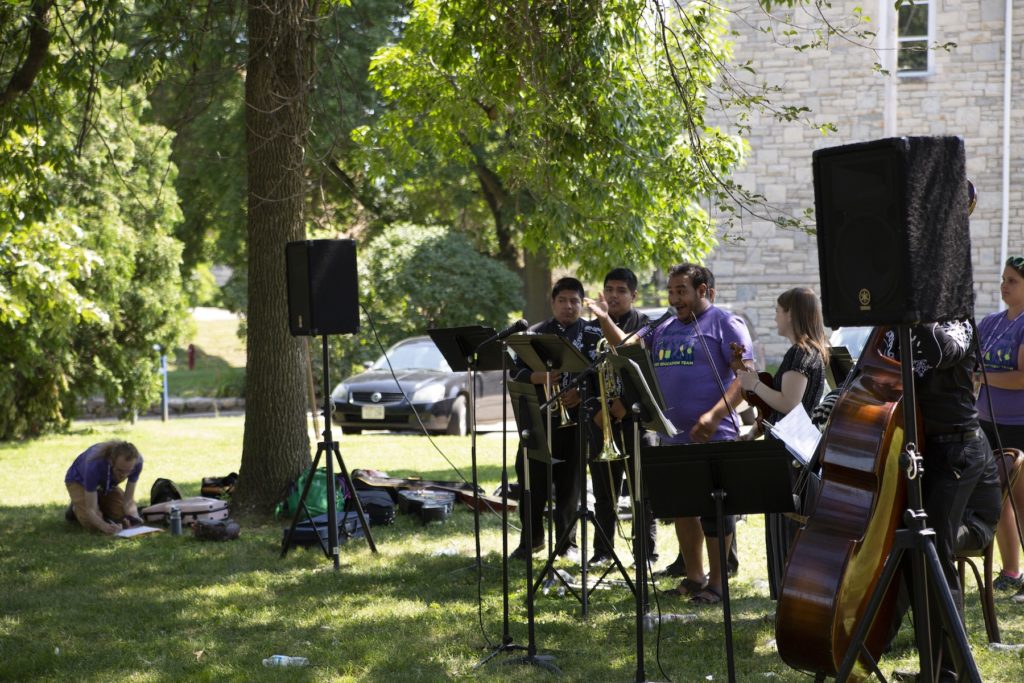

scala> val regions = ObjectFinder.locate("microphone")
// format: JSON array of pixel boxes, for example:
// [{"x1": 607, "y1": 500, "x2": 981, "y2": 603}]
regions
[
  {"x1": 636, "y1": 308, "x2": 675, "y2": 339},
  {"x1": 477, "y1": 319, "x2": 529, "y2": 349}
]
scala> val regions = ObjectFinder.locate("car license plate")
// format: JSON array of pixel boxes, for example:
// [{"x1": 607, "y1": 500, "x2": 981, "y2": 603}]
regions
[{"x1": 361, "y1": 404, "x2": 385, "y2": 420}]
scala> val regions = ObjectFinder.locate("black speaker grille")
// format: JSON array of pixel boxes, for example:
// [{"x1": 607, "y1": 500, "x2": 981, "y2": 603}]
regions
[
  {"x1": 285, "y1": 239, "x2": 359, "y2": 336},
  {"x1": 814, "y1": 136, "x2": 973, "y2": 328}
]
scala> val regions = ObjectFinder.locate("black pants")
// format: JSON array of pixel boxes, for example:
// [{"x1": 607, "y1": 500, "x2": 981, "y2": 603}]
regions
[
  {"x1": 588, "y1": 419, "x2": 657, "y2": 558},
  {"x1": 516, "y1": 422, "x2": 581, "y2": 552}
]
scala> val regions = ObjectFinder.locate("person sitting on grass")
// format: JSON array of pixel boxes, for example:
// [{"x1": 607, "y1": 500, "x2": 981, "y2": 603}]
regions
[{"x1": 64, "y1": 440, "x2": 144, "y2": 534}]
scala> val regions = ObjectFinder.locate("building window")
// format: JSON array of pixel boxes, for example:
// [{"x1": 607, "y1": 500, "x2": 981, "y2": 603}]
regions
[{"x1": 897, "y1": 0, "x2": 931, "y2": 76}]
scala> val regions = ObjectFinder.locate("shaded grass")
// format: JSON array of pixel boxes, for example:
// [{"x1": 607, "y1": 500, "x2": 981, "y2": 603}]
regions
[{"x1": 3, "y1": 418, "x2": 1024, "y2": 681}]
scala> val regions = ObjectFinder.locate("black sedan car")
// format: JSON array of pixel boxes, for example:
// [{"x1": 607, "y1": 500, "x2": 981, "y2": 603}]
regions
[{"x1": 330, "y1": 336, "x2": 509, "y2": 435}]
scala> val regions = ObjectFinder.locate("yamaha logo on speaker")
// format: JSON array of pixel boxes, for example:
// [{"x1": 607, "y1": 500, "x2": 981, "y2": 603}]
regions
[{"x1": 858, "y1": 288, "x2": 872, "y2": 310}]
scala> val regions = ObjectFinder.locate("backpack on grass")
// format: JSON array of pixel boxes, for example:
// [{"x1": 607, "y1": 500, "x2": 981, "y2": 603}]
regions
[
  {"x1": 149, "y1": 478, "x2": 183, "y2": 506},
  {"x1": 275, "y1": 467, "x2": 348, "y2": 521},
  {"x1": 200, "y1": 472, "x2": 238, "y2": 499}
]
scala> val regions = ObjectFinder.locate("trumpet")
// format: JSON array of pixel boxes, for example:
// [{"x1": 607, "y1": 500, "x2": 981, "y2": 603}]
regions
[
  {"x1": 593, "y1": 338, "x2": 626, "y2": 462},
  {"x1": 545, "y1": 373, "x2": 576, "y2": 429}
]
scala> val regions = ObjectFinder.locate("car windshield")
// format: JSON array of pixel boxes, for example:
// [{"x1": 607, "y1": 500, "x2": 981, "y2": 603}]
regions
[{"x1": 370, "y1": 340, "x2": 451, "y2": 372}]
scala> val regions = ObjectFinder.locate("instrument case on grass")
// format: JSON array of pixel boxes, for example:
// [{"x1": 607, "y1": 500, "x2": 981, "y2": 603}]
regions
[
  {"x1": 284, "y1": 511, "x2": 366, "y2": 549},
  {"x1": 141, "y1": 496, "x2": 230, "y2": 525}
]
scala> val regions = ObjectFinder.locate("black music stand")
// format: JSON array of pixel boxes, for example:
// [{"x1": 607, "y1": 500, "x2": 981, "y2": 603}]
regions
[
  {"x1": 281, "y1": 335, "x2": 377, "y2": 566},
  {"x1": 609, "y1": 353, "x2": 678, "y2": 683},
  {"x1": 501, "y1": 380, "x2": 560, "y2": 673},
  {"x1": 508, "y1": 333, "x2": 615, "y2": 616},
  {"x1": 826, "y1": 345, "x2": 855, "y2": 388},
  {"x1": 428, "y1": 325, "x2": 504, "y2": 572},
  {"x1": 642, "y1": 439, "x2": 795, "y2": 683},
  {"x1": 834, "y1": 325, "x2": 981, "y2": 683}
]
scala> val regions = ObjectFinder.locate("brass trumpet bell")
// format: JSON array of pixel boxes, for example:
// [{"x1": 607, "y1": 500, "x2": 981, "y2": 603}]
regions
[{"x1": 594, "y1": 339, "x2": 627, "y2": 462}]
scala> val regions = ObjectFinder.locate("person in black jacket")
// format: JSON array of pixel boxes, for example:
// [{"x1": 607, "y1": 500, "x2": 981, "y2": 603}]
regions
[
  {"x1": 880, "y1": 321, "x2": 995, "y2": 682},
  {"x1": 510, "y1": 277, "x2": 601, "y2": 562},
  {"x1": 583, "y1": 267, "x2": 658, "y2": 567}
]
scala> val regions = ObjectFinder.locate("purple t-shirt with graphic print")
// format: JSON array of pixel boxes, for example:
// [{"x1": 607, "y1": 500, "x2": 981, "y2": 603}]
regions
[
  {"x1": 647, "y1": 305, "x2": 753, "y2": 444},
  {"x1": 977, "y1": 310, "x2": 1024, "y2": 425},
  {"x1": 64, "y1": 443, "x2": 143, "y2": 493}
]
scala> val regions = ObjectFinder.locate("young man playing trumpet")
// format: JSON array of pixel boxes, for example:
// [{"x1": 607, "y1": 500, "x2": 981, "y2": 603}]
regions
[
  {"x1": 510, "y1": 276, "x2": 602, "y2": 562},
  {"x1": 583, "y1": 268, "x2": 658, "y2": 567}
]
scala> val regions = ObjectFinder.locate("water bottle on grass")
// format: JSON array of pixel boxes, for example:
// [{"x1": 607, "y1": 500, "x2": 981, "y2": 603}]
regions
[{"x1": 262, "y1": 655, "x2": 309, "y2": 667}]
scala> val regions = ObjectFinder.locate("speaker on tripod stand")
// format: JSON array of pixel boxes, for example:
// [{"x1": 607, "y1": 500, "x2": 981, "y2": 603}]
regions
[
  {"x1": 805, "y1": 136, "x2": 983, "y2": 681},
  {"x1": 281, "y1": 239, "x2": 376, "y2": 567},
  {"x1": 813, "y1": 135, "x2": 974, "y2": 328}
]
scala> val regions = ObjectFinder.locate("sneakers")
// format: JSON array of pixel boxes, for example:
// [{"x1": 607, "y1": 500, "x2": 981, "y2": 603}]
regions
[
  {"x1": 1011, "y1": 584, "x2": 1024, "y2": 603},
  {"x1": 558, "y1": 544, "x2": 580, "y2": 564},
  {"x1": 994, "y1": 570, "x2": 1024, "y2": 591},
  {"x1": 64, "y1": 503, "x2": 78, "y2": 524},
  {"x1": 588, "y1": 552, "x2": 612, "y2": 567}
]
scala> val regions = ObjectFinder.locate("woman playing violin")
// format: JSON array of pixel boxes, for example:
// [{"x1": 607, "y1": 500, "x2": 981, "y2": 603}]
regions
[
  {"x1": 737, "y1": 287, "x2": 829, "y2": 598},
  {"x1": 738, "y1": 287, "x2": 829, "y2": 433}
]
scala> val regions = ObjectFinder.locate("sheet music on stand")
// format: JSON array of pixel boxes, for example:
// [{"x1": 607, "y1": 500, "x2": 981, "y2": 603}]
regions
[
  {"x1": 764, "y1": 405, "x2": 821, "y2": 467},
  {"x1": 606, "y1": 354, "x2": 677, "y2": 437}
]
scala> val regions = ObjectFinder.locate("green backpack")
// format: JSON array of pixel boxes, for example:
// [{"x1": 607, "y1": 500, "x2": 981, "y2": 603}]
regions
[{"x1": 275, "y1": 467, "x2": 347, "y2": 520}]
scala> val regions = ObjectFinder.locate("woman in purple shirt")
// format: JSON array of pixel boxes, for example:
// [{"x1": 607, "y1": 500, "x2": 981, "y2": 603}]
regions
[
  {"x1": 64, "y1": 440, "x2": 144, "y2": 534},
  {"x1": 976, "y1": 255, "x2": 1024, "y2": 597}
]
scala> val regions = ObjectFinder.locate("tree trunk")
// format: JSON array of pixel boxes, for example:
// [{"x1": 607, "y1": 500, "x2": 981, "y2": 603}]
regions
[
  {"x1": 522, "y1": 247, "x2": 551, "y2": 326},
  {"x1": 234, "y1": 0, "x2": 317, "y2": 513}
]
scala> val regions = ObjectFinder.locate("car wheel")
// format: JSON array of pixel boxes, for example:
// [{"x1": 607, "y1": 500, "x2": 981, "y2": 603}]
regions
[{"x1": 446, "y1": 395, "x2": 468, "y2": 436}]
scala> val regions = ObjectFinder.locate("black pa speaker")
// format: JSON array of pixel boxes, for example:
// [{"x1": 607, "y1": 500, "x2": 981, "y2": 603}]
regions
[
  {"x1": 285, "y1": 239, "x2": 359, "y2": 336},
  {"x1": 813, "y1": 136, "x2": 974, "y2": 328}
]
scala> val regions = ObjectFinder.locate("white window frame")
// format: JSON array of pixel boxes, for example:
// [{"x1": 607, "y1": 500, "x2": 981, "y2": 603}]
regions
[{"x1": 896, "y1": 0, "x2": 934, "y2": 78}]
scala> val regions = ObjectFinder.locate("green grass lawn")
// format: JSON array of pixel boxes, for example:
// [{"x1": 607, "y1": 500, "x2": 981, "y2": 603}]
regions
[
  {"x1": 166, "y1": 315, "x2": 247, "y2": 398},
  {"x1": 3, "y1": 417, "x2": 1024, "y2": 681}
]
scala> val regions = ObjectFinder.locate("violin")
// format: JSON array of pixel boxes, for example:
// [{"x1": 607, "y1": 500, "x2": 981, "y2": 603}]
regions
[{"x1": 729, "y1": 342, "x2": 773, "y2": 430}]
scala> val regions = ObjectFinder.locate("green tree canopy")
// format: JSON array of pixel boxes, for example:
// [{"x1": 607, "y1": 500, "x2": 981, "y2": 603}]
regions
[
  {"x1": 354, "y1": 0, "x2": 747, "y2": 282},
  {"x1": 1, "y1": 2, "x2": 187, "y2": 438},
  {"x1": 360, "y1": 223, "x2": 523, "y2": 343}
]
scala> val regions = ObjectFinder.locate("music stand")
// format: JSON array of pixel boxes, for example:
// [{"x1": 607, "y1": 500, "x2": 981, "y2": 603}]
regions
[
  {"x1": 428, "y1": 325, "x2": 504, "y2": 573},
  {"x1": 609, "y1": 353, "x2": 677, "y2": 683},
  {"x1": 826, "y1": 345, "x2": 854, "y2": 388},
  {"x1": 502, "y1": 380, "x2": 560, "y2": 673},
  {"x1": 642, "y1": 439, "x2": 795, "y2": 683},
  {"x1": 505, "y1": 339, "x2": 593, "y2": 602},
  {"x1": 508, "y1": 334, "x2": 611, "y2": 615}
]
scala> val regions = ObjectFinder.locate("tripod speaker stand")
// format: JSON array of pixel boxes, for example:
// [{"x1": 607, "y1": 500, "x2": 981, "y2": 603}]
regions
[
  {"x1": 280, "y1": 334, "x2": 377, "y2": 566},
  {"x1": 282, "y1": 239, "x2": 375, "y2": 567}
]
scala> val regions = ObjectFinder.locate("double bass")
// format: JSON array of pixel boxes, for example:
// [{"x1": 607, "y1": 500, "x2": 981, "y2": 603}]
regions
[{"x1": 775, "y1": 327, "x2": 910, "y2": 679}]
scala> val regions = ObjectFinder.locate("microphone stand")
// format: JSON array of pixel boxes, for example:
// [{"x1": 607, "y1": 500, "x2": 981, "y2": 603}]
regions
[{"x1": 476, "y1": 339, "x2": 529, "y2": 667}]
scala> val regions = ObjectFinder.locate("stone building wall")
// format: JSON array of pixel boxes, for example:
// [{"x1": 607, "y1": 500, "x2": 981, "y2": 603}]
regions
[{"x1": 703, "y1": 0, "x2": 1024, "y2": 364}]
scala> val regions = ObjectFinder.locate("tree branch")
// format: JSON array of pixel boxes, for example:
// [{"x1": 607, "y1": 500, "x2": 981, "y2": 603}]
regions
[{"x1": 0, "y1": 1, "x2": 54, "y2": 108}]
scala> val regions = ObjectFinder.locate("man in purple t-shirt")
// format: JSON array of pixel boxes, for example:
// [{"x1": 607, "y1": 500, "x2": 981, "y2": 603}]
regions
[
  {"x1": 64, "y1": 440, "x2": 144, "y2": 534},
  {"x1": 647, "y1": 263, "x2": 753, "y2": 605}
]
